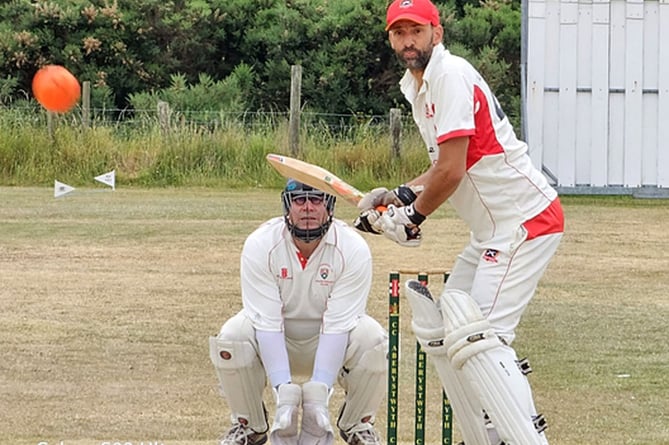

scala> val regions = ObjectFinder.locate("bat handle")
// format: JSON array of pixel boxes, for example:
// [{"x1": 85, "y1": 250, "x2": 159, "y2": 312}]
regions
[{"x1": 376, "y1": 205, "x2": 387, "y2": 213}]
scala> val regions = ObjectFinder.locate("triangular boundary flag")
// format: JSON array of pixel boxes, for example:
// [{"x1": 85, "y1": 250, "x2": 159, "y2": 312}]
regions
[
  {"x1": 54, "y1": 180, "x2": 75, "y2": 198},
  {"x1": 94, "y1": 170, "x2": 115, "y2": 190}
]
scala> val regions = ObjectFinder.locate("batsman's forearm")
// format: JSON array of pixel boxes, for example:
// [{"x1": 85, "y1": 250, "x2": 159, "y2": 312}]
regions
[
  {"x1": 413, "y1": 136, "x2": 468, "y2": 217},
  {"x1": 405, "y1": 170, "x2": 431, "y2": 190},
  {"x1": 413, "y1": 165, "x2": 463, "y2": 217}
]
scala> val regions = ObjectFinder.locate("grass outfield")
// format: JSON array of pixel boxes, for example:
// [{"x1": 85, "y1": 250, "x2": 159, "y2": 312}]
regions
[{"x1": 1, "y1": 187, "x2": 667, "y2": 445}]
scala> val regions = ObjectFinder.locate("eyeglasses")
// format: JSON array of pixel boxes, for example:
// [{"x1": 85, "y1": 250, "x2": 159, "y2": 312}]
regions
[{"x1": 291, "y1": 194, "x2": 325, "y2": 205}]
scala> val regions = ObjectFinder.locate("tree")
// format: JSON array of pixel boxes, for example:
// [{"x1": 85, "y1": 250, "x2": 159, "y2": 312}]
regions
[{"x1": 0, "y1": 0, "x2": 522, "y2": 118}]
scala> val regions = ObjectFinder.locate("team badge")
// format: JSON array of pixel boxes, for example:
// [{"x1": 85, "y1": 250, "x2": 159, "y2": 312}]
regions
[
  {"x1": 316, "y1": 263, "x2": 335, "y2": 286},
  {"x1": 483, "y1": 249, "x2": 499, "y2": 263}
]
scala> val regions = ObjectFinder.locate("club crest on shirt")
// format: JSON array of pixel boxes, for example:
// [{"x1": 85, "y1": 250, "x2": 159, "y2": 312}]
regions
[
  {"x1": 483, "y1": 249, "x2": 499, "y2": 263},
  {"x1": 316, "y1": 264, "x2": 335, "y2": 285},
  {"x1": 279, "y1": 267, "x2": 290, "y2": 279}
]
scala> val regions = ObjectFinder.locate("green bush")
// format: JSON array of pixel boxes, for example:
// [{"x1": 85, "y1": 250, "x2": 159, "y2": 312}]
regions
[{"x1": 0, "y1": 0, "x2": 522, "y2": 118}]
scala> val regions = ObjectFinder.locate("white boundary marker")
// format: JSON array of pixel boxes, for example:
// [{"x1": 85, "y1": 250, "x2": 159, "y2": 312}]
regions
[
  {"x1": 54, "y1": 180, "x2": 75, "y2": 198},
  {"x1": 94, "y1": 170, "x2": 115, "y2": 190},
  {"x1": 54, "y1": 170, "x2": 116, "y2": 198}
]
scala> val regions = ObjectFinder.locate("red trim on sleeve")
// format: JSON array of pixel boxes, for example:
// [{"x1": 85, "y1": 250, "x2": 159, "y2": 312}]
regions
[
  {"x1": 523, "y1": 198, "x2": 564, "y2": 240},
  {"x1": 438, "y1": 86, "x2": 505, "y2": 169},
  {"x1": 437, "y1": 128, "x2": 475, "y2": 144}
]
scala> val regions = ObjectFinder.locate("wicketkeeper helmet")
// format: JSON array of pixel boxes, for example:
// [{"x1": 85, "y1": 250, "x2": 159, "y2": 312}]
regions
[{"x1": 281, "y1": 179, "x2": 336, "y2": 242}]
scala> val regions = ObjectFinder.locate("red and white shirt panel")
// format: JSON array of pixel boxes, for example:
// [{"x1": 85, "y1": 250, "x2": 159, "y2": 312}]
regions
[{"x1": 400, "y1": 44, "x2": 561, "y2": 241}]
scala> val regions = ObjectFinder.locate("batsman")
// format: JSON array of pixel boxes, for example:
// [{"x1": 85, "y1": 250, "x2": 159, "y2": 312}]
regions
[
  {"x1": 355, "y1": 0, "x2": 565, "y2": 444},
  {"x1": 210, "y1": 179, "x2": 387, "y2": 445}
]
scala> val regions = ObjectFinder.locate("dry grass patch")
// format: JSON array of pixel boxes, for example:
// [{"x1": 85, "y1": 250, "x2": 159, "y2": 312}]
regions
[{"x1": 0, "y1": 188, "x2": 667, "y2": 445}]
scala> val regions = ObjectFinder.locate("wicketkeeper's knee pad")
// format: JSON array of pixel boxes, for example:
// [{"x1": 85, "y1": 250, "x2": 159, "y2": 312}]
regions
[{"x1": 209, "y1": 336, "x2": 268, "y2": 432}]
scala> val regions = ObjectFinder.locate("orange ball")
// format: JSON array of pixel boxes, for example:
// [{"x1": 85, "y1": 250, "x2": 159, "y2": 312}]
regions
[{"x1": 32, "y1": 65, "x2": 81, "y2": 113}]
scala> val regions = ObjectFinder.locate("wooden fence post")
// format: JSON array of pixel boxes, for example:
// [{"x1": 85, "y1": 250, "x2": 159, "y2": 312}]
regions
[
  {"x1": 81, "y1": 81, "x2": 91, "y2": 129},
  {"x1": 389, "y1": 108, "x2": 402, "y2": 158},
  {"x1": 289, "y1": 65, "x2": 302, "y2": 156},
  {"x1": 47, "y1": 111, "x2": 54, "y2": 141},
  {"x1": 158, "y1": 100, "x2": 171, "y2": 134}
]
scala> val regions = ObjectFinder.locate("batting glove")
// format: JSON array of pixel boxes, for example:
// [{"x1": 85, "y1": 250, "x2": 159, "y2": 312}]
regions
[
  {"x1": 353, "y1": 209, "x2": 383, "y2": 235},
  {"x1": 357, "y1": 187, "x2": 389, "y2": 211},
  {"x1": 388, "y1": 184, "x2": 419, "y2": 206},
  {"x1": 357, "y1": 185, "x2": 420, "y2": 211},
  {"x1": 378, "y1": 203, "x2": 426, "y2": 247}
]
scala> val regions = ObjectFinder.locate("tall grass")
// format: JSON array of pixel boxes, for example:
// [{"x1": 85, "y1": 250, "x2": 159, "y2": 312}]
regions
[{"x1": 0, "y1": 108, "x2": 429, "y2": 189}]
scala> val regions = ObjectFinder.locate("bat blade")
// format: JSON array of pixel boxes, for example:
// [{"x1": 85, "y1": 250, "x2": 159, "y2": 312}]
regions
[{"x1": 266, "y1": 153, "x2": 365, "y2": 207}]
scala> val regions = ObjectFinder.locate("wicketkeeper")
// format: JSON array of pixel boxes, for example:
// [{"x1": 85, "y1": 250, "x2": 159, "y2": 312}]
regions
[
  {"x1": 355, "y1": 0, "x2": 565, "y2": 444},
  {"x1": 210, "y1": 179, "x2": 388, "y2": 445}
]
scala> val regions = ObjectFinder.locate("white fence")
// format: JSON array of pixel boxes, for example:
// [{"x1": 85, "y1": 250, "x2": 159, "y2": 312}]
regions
[{"x1": 525, "y1": 0, "x2": 669, "y2": 196}]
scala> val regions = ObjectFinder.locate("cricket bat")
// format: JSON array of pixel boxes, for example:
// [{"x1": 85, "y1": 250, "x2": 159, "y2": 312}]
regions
[{"x1": 266, "y1": 153, "x2": 368, "y2": 207}]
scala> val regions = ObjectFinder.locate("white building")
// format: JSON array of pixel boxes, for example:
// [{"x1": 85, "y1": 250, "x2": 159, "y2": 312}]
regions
[{"x1": 524, "y1": 0, "x2": 669, "y2": 196}]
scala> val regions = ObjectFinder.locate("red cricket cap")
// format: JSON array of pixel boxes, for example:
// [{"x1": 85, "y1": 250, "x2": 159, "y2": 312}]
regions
[{"x1": 386, "y1": 0, "x2": 441, "y2": 31}]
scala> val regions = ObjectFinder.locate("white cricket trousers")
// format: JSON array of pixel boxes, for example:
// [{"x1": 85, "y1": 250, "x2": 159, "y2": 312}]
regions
[{"x1": 444, "y1": 229, "x2": 563, "y2": 345}]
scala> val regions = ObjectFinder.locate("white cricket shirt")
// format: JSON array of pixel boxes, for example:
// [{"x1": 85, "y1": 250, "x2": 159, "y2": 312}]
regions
[
  {"x1": 400, "y1": 43, "x2": 559, "y2": 242},
  {"x1": 240, "y1": 217, "x2": 372, "y2": 341}
]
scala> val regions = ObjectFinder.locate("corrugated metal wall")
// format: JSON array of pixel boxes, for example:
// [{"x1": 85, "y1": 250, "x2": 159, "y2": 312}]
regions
[{"x1": 525, "y1": 0, "x2": 669, "y2": 194}]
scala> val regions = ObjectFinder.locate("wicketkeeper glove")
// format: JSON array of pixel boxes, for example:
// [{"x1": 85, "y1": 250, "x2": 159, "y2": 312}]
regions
[
  {"x1": 269, "y1": 383, "x2": 302, "y2": 445},
  {"x1": 299, "y1": 381, "x2": 335, "y2": 445},
  {"x1": 378, "y1": 203, "x2": 426, "y2": 247}
]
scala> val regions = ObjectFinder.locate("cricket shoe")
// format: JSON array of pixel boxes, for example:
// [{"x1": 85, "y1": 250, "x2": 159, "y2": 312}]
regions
[
  {"x1": 339, "y1": 424, "x2": 382, "y2": 445},
  {"x1": 219, "y1": 418, "x2": 268, "y2": 445}
]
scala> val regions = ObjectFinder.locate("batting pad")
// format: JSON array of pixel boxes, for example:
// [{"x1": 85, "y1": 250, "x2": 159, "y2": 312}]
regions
[
  {"x1": 440, "y1": 290, "x2": 544, "y2": 444},
  {"x1": 209, "y1": 336, "x2": 268, "y2": 433},
  {"x1": 405, "y1": 279, "x2": 448, "y2": 354},
  {"x1": 404, "y1": 280, "x2": 491, "y2": 445},
  {"x1": 336, "y1": 342, "x2": 387, "y2": 432}
]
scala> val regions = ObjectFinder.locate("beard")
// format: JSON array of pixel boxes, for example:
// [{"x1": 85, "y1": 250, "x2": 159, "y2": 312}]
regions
[{"x1": 396, "y1": 46, "x2": 432, "y2": 71}]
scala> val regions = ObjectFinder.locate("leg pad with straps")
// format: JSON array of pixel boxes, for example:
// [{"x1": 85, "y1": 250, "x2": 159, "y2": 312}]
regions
[
  {"x1": 440, "y1": 289, "x2": 545, "y2": 444},
  {"x1": 404, "y1": 280, "x2": 491, "y2": 445},
  {"x1": 336, "y1": 341, "x2": 387, "y2": 432},
  {"x1": 209, "y1": 336, "x2": 268, "y2": 433}
]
